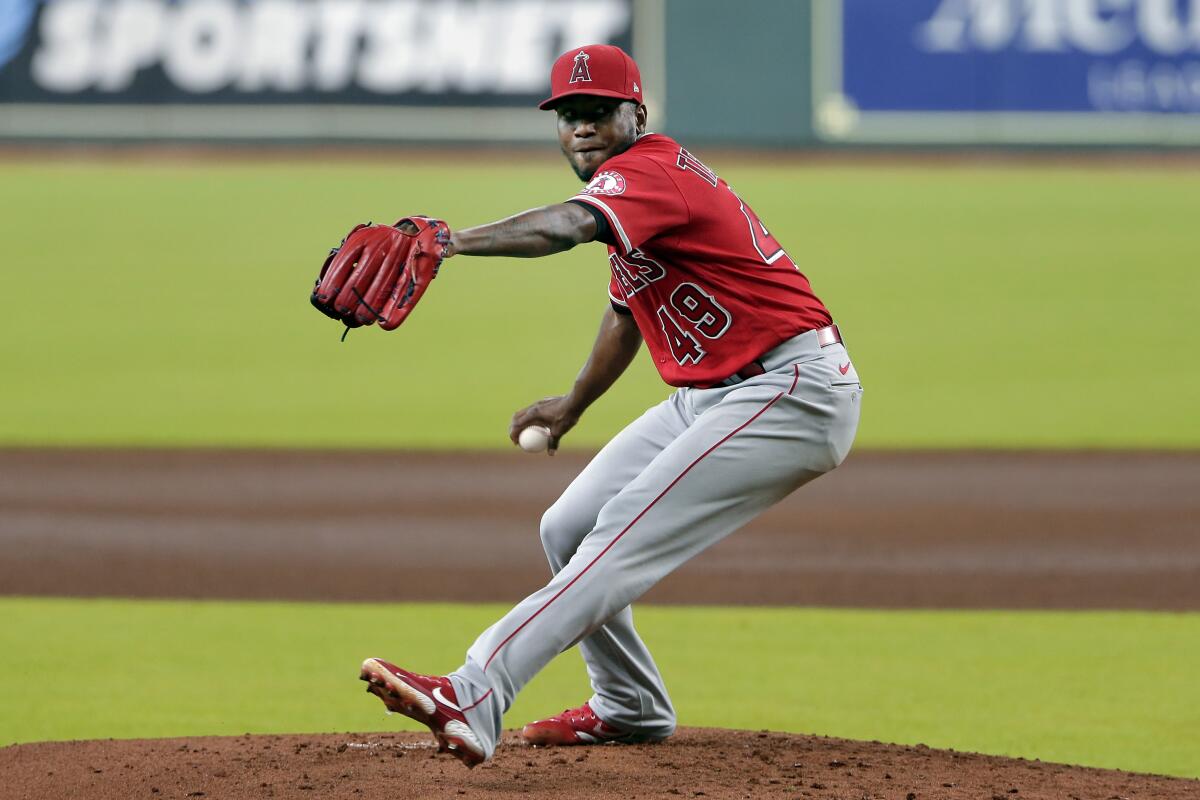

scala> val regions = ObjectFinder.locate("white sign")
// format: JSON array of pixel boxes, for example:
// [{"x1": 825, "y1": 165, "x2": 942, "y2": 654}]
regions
[{"x1": 27, "y1": 0, "x2": 631, "y2": 96}]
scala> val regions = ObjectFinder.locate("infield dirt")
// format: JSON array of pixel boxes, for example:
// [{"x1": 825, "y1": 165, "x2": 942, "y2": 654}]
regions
[
  {"x1": 3, "y1": 729, "x2": 1198, "y2": 800},
  {"x1": 2, "y1": 449, "x2": 1197, "y2": 609},
  {"x1": 2, "y1": 449, "x2": 1198, "y2": 799}
]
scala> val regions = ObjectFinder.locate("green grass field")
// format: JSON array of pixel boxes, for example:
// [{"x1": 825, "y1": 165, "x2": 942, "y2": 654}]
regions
[
  {"x1": 2, "y1": 598, "x2": 1196, "y2": 778},
  {"x1": 2, "y1": 157, "x2": 1197, "y2": 449}
]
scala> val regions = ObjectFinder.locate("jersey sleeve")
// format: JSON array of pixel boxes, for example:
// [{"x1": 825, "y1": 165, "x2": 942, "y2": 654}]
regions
[
  {"x1": 565, "y1": 198, "x2": 616, "y2": 246},
  {"x1": 568, "y1": 156, "x2": 689, "y2": 255}
]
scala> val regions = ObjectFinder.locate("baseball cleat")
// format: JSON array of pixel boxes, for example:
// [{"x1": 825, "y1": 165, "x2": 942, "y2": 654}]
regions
[
  {"x1": 359, "y1": 657, "x2": 485, "y2": 768},
  {"x1": 521, "y1": 702, "x2": 651, "y2": 747}
]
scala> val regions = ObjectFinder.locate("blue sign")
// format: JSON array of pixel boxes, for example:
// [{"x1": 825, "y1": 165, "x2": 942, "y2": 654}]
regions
[
  {"x1": 0, "y1": 0, "x2": 38, "y2": 71},
  {"x1": 812, "y1": 0, "x2": 1200, "y2": 143}
]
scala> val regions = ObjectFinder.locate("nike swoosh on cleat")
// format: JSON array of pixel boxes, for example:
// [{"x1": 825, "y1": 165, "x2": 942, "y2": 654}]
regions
[{"x1": 432, "y1": 686, "x2": 462, "y2": 712}]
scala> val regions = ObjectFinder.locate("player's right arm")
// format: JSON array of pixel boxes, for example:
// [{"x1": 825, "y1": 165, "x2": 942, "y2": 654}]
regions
[
  {"x1": 448, "y1": 203, "x2": 597, "y2": 259},
  {"x1": 509, "y1": 306, "x2": 642, "y2": 454}
]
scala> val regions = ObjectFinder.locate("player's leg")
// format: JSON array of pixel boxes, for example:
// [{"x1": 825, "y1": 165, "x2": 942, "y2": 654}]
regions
[
  {"x1": 536, "y1": 397, "x2": 689, "y2": 739},
  {"x1": 451, "y1": 345, "x2": 862, "y2": 759}
]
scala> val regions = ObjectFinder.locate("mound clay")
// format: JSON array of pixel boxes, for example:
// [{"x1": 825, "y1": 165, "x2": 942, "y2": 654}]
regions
[{"x1": 3, "y1": 729, "x2": 1197, "y2": 800}]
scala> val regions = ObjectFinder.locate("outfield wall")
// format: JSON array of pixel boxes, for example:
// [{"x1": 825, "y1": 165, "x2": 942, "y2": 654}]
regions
[{"x1": 1, "y1": 0, "x2": 1199, "y2": 146}]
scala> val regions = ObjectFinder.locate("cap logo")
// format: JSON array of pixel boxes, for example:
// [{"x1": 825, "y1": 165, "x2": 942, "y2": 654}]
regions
[{"x1": 568, "y1": 50, "x2": 592, "y2": 84}]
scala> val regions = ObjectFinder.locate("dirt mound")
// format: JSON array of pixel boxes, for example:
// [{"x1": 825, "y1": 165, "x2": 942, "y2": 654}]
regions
[{"x1": 2, "y1": 729, "x2": 1194, "y2": 800}]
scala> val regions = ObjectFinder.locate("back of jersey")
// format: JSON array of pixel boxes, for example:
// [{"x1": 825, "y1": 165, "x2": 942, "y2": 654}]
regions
[{"x1": 570, "y1": 134, "x2": 832, "y2": 387}]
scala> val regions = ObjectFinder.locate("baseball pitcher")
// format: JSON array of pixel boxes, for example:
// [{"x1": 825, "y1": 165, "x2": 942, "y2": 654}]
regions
[{"x1": 312, "y1": 45, "x2": 862, "y2": 767}]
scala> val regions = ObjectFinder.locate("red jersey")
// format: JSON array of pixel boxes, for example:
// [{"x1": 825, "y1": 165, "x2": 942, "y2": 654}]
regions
[{"x1": 568, "y1": 134, "x2": 832, "y2": 387}]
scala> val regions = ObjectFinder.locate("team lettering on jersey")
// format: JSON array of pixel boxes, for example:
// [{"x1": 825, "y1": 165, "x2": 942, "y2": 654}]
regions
[
  {"x1": 575, "y1": 134, "x2": 832, "y2": 386},
  {"x1": 609, "y1": 249, "x2": 666, "y2": 297},
  {"x1": 675, "y1": 148, "x2": 718, "y2": 187},
  {"x1": 676, "y1": 146, "x2": 791, "y2": 267}
]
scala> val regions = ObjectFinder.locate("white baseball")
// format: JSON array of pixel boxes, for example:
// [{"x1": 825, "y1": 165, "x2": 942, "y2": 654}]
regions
[{"x1": 518, "y1": 425, "x2": 552, "y2": 453}]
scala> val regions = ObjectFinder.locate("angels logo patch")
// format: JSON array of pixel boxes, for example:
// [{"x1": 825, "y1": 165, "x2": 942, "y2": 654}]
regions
[{"x1": 581, "y1": 171, "x2": 627, "y2": 196}]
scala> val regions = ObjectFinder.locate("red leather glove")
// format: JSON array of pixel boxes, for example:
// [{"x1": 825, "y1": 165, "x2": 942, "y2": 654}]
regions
[{"x1": 311, "y1": 216, "x2": 451, "y2": 332}]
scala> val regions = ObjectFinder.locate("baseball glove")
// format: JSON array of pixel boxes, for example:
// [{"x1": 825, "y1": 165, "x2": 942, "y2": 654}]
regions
[{"x1": 310, "y1": 216, "x2": 451, "y2": 336}]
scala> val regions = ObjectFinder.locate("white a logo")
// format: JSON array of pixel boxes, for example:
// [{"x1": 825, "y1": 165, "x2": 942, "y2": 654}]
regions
[{"x1": 569, "y1": 50, "x2": 592, "y2": 83}]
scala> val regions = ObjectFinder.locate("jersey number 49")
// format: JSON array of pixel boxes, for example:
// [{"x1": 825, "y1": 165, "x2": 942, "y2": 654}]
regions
[{"x1": 656, "y1": 283, "x2": 732, "y2": 366}]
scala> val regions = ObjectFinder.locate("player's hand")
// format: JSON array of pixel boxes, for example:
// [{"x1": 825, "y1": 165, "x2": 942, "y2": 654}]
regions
[{"x1": 509, "y1": 396, "x2": 582, "y2": 455}]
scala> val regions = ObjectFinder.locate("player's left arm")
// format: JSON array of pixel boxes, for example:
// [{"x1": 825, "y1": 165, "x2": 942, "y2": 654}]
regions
[{"x1": 447, "y1": 203, "x2": 597, "y2": 259}]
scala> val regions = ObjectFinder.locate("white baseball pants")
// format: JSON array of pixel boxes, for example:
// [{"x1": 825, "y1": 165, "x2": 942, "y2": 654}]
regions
[{"x1": 449, "y1": 328, "x2": 862, "y2": 759}]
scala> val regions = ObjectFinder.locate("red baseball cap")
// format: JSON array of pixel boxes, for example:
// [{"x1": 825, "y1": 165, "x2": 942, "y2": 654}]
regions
[{"x1": 539, "y1": 45, "x2": 643, "y2": 110}]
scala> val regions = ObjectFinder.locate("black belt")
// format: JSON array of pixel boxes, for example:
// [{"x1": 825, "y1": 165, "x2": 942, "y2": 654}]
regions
[{"x1": 721, "y1": 324, "x2": 843, "y2": 387}]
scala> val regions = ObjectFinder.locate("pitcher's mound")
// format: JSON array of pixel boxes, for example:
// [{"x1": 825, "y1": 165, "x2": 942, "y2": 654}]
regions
[{"x1": 2, "y1": 728, "x2": 1195, "y2": 800}]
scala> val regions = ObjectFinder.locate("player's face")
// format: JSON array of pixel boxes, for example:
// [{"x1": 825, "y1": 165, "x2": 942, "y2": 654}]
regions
[{"x1": 556, "y1": 97, "x2": 646, "y2": 181}]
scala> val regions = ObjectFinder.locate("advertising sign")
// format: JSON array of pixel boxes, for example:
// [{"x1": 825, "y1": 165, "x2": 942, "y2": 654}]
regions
[
  {"x1": 0, "y1": 0, "x2": 634, "y2": 140},
  {"x1": 812, "y1": 0, "x2": 1200, "y2": 144}
]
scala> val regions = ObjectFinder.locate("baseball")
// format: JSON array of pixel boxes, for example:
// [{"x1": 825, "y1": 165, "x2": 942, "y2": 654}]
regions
[{"x1": 518, "y1": 425, "x2": 552, "y2": 453}]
